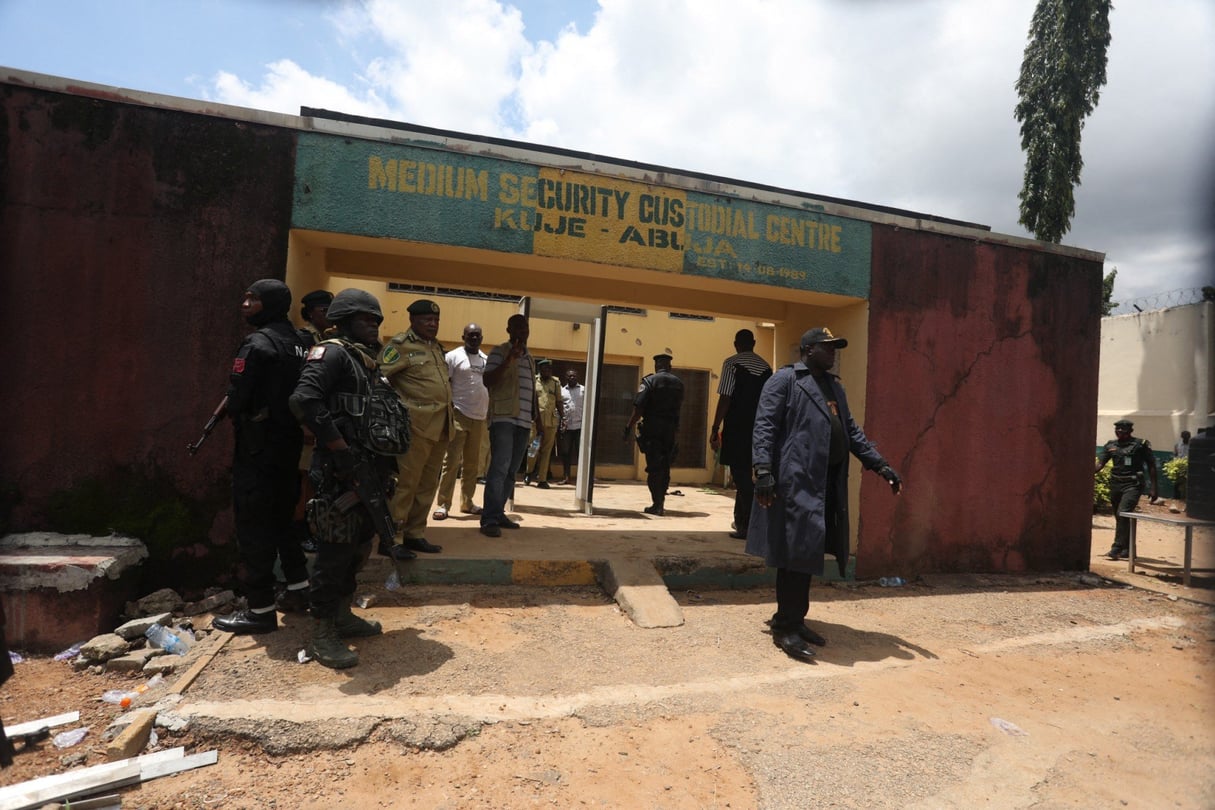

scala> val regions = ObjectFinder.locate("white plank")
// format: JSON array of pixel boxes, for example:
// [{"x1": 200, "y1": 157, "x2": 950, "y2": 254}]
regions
[
  {"x1": 4, "y1": 712, "x2": 80, "y2": 738},
  {"x1": 0, "y1": 747, "x2": 184, "y2": 810},
  {"x1": 140, "y1": 749, "x2": 218, "y2": 780}
]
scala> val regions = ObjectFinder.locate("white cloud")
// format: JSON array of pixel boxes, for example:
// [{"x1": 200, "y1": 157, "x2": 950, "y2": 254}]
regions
[
  {"x1": 209, "y1": 59, "x2": 391, "y2": 118},
  {"x1": 206, "y1": 0, "x2": 1215, "y2": 304}
]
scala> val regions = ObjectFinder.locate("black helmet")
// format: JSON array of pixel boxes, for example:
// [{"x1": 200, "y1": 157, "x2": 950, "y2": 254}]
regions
[{"x1": 326, "y1": 288, "x2": 384, "y2": 325}]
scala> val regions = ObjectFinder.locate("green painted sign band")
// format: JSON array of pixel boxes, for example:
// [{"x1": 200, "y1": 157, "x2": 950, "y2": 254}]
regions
[{"x1": 292, "y1": 132, "x2": 870, "y2": 297}]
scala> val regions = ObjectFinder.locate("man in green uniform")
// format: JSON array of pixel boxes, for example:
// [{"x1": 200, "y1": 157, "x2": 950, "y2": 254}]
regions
[
  {"x1": 379, "y1": 299, "x2": 454, "y2": 558},
  {"x1": 1096, "y1": 419, "x2": 1159, "y2": 559},
  {"x1": 524, "y1": 358, "x2": 563, "y2": 489}
]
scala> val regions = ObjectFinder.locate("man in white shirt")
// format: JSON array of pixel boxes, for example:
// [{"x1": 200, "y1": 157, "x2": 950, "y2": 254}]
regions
[
  {"x1": 432, "y1": 323, "x2": 489, "y2": 519},
  {"x1": 559, "y1": 369, "x2": 585, "y2": 485}
]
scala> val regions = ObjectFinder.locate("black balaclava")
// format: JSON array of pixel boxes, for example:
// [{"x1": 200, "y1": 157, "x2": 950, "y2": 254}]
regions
[{"x1": 245, "y1": 279, "x2": 292, "y2": 327}]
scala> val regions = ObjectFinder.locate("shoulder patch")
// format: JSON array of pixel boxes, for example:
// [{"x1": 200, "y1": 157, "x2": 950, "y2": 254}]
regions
[
  {"x1": 306, "y1": 345, "x2": 327, "y2": 361},
  {"x1": 381, "y1": 346, "x2": 401, "y2": 365},
  {"x1": 232, "y1": 357, "x2": 246, "y2": 374}
]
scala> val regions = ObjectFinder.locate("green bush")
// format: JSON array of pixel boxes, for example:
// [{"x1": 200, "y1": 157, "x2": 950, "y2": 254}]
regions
[
  {"x1": 1163, "y1": 456, "x2": 1187, "y2": 494},
  {"x1": 1094, "y1": 457, "x2": 1111, "y2": 510}
]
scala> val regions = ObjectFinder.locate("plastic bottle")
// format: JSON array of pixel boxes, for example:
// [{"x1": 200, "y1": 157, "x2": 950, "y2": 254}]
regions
[
  {"x1": 879, "y1": 577, "x2": 906, "y2": 587},
  {"x1": 145, "y1": 624, "x2": 191, "y2": 655},
  {"x1": 53, "y1": 642, "x2": 83, "y2": 661},
  {"x1": 52, "y1": 727, "x2": 89, "y2": 748},
  {"x1": 117, "y1": 673, "x2": 165, "y2": 708},
  {"x1": 384, "y1": 570, "x2": 402, "y2": 592},
  {"x1": 527, "y1": 436, "x2": 541, "y2": 459},
  {"x1": 101, "y1": 689, "x2": 136, "y2": 705}
]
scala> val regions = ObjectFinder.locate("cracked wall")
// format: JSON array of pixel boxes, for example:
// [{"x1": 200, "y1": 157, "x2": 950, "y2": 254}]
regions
[
  {"x1": 0, "y1": 85, "x2": 298, "y2": 590},
  {"x1": 857, "y1": 226, "x2": 1102, "y2": 575}
]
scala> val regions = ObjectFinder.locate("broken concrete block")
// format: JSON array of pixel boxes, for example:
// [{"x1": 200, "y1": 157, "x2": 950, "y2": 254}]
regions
[
  {"x1": 0, "y1": 533, "x2": 148, "y2": 652},
  {"x1": 80, "y1": 633, "x2": 130, "y2": 663},
  {"x1": 113, "y1": 612, "x2": 173, "y2": 641},
  {"x1": 182, "y1": 590, "x2": 235, "y2": 616},
  {"x1": 133, "y1": 587, "x2": 184, "y2": 616}
]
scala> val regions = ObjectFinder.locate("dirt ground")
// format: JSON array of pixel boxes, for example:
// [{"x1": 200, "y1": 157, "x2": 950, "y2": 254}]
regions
[{"x1": 4, "y1": 503, "x2": 1214, "y2": 809}]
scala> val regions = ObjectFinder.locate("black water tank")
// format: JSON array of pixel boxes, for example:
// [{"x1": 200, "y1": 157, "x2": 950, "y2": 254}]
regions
[{"x1": 1187, "y1": 427, "x2": 1215, "y2": 520}]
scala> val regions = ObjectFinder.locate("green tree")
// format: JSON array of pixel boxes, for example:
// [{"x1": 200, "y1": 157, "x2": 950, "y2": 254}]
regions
[
  {"x1": 1014, "y1": 0, "x2": 1112, "y2": 243},
  {"x1": 1100, "y1": 266, "x2": 1118, "y2": 315}
]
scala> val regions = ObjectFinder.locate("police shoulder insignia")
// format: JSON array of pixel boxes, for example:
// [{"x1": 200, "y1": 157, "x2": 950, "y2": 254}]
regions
[
  {"x1": 382, "y1": 346, "x2": 401, "y2": 365},
  {"x1": 232, "y1": 358, "x2": 246, "y2": 374},
  {"x1": 307, "y1": 345, "x2": 327, "y2": 362}
]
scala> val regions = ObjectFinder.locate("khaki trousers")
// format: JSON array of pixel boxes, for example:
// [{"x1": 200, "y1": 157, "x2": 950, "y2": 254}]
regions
[{"x1": 435, "y1": 409, "x2": 487, "y2": 512}]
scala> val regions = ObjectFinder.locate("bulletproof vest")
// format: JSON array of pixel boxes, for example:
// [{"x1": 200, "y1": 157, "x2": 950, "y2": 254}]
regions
[
  {"x1": 643, "y1": 371, "x2": 684, "y2": 422},
  {"x1": 1107, "y1": 439, "x2": 1146, "y2": 485},
  {"x1": 323, "y1": 338, "x2": 412, "y2": 456},
  {"x1": 255, "y1": 322, "x2": 307, "y2": 429}
]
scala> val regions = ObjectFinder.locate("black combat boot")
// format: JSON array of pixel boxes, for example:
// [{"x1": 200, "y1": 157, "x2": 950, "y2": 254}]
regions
[
  {"x1": 306, "y1": 617, "x2": 358, "y2": 669},
  {"x1": 334, "y1": 598, "x2": 382, "y2": 638}
]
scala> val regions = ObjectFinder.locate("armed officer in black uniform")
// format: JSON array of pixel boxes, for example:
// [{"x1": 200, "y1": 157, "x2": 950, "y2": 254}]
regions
[
  {"x1": 290, "y1": 289, "x2": 411, "y2": 669},
  {"x1": 213, "y1": 279, "x2": 310, "y2": 635},
  {"x1": 1095, "y1": 418, "x2": 1159, "y2": 559},
  {"x1": 624, "y1": 353, "x2": 685, "y2": 516}
]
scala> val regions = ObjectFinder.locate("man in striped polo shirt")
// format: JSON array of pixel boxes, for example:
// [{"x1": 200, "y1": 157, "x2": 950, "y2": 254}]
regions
[{"x1": 710, "y1": 329, "x2": 772, "y2": 539}]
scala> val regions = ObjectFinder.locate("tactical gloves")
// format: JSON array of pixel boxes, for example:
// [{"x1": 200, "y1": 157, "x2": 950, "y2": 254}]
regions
[{"x1": 877, "y1": 464, "x2": 902, "y2": 494}]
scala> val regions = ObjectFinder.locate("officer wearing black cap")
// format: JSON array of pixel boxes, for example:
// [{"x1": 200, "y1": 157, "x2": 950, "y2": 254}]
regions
[
  {"x1": 624, "y1": 353, "x2": 684, "y2": 515},
  {"x1": 749, "y1": 326, "x2": 902, "y2": 663},
  {"x1": 290, "y1": 288, "x2": 410, "y2": 668},
  {"x1": 298, "y1": 290, "x2": 334, "y2": 346},
  {"x1": 379, "y1": 299, "x2": 454, "y2": 557},
  {"x1": 213, "y1": 279, "x2": 310, "y2": 635},
  {"x1": 1096, "y1": 419, "x2": 1159, "y2": 559}
]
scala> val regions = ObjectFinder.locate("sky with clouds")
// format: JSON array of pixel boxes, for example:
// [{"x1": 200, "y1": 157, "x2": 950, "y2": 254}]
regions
[{"x1": 2, "y1": 0, "x2": 1212, "y2": 308}]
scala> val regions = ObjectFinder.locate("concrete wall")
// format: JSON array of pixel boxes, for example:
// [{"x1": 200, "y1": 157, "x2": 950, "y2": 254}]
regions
[
  {"x1": 0, "y1": 73, "x2": 1107, "y2": 587},
  {"x1": 1096, "y1": 302, "x2": 1214, "y2": 450},
  {"x1": 860, "y1": 226, "x2": 1102, "y2": 576},
  {"x1": 0, "y1": 84, "x2": 298, "y2": 589}
]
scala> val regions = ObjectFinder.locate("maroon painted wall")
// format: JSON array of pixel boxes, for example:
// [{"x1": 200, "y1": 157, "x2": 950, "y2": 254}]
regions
[
  {"x1": 0, "y1": 85, "x2": 298, "y2": 590},
  {"x1": 857, "y1": 226, "x2": 1102, "y2": 576}
]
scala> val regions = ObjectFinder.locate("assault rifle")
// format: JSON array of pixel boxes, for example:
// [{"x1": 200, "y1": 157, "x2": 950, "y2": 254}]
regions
[
  {"x1": 333, "y1": 449, "x2": 397, "y2": 547},
  {"x1": 187, "y1": 396, "x2": 228, "y2": 455}
]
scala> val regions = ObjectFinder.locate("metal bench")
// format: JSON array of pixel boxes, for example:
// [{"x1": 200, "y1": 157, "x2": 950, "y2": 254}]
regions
[{"x1": 1120, "y1": 511, "x2": 1215, "y2": 587}]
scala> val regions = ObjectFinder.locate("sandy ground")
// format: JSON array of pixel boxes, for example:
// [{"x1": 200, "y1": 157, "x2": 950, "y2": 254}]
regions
[{"x1": 3, "y1": 496, "x2": 1213, "y2": 808}]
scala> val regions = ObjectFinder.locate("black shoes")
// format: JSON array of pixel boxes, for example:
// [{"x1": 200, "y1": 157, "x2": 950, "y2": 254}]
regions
[
  {"x1": 522, "y1": 474, "x2": 533, "y2": 485},
  {"x1": 773, "y1": 631, "x2": 817, "y2": 662},
  {"x1": 275, "y1": 588, "x2": 310, "y2": 614},
  {"x1": 499, "y1": 517, "x2": 521, "y2": 529},
  {"x1": 766, "y1": 619, "x2": 827, "y2": 647},
  {"x1": 480, "y1": 524, "x2": 502, "y2": 537},
  {"x1": 404, "y1": 537, "x2": 443, "y2": 554},
  {"x1": 643, "y1": 505, "x2": 664, "y2": 516},
  {"x1": 1107, "y1": 545, "x2": 1128, "y2": 560},
  {"x1": 796, "y1": 624, "x2": 827, "y2": 646},
  {"x1": 729, "y1": 530, "x2": 746, "y2": 539},
  {"x1": 377, "y1": 540, "x2": 418, "y2": 561},
  {"x1": 213, "y1": 609, "x2": 278, "y2": 635},
  {"x1": 536, "y1": 481, "x2": 551, "y2": 490}
]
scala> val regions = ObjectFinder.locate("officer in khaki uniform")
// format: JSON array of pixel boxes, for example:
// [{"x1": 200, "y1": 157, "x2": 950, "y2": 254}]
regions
[
  {"x1": 379, "y1": 299, "x2": 454, "y2": 557},
  {"x1": 524, "y1": 358, "x2": 563, "y2": 488}
]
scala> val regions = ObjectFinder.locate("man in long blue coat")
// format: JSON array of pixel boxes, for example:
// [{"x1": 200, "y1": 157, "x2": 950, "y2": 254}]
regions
[{"x1": 747, "y1": 327, "x2": 902, "y2": 663}]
